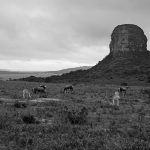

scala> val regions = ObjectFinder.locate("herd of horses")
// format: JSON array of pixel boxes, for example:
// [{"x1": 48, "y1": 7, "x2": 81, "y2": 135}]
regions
[
  {"x1": 23, "y1": 85, "x2": 74, "y2": 99},
  {"x1": 23, "y1": 84, "x2": 129, "y2": 106}
]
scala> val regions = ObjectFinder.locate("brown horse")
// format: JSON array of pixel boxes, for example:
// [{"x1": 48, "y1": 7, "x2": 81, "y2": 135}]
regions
[
  {"x1": 32, "y1": 85, "x2": 46, "y2": 94},
  {"x1": 64, "y1": 85, "x2": 74, "y2": 93},
  {"x1": 118, "y1": 86, "x2": 129, "y2": 96}
]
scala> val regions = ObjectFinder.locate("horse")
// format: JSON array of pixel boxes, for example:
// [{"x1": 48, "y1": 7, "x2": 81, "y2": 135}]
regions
[
  {"x1": 23, "y1": 89, "x2": 31, "y2": 99},
  {"x1": 64, "y1": 85, "x2": 74, "y2": 93},
  {"x1": 112, "y1": 91, "x2": 120, "y2": 106},
  {"x1": 32, "y1": 85, "x2": 46, "y2": 94},
  {"x1": 118, "y1": 86, "x2": 129, "y2": 96}
]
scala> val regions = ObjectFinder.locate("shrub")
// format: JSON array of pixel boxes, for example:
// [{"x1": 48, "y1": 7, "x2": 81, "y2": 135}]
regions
[
  {"x1": 58, "y1": 105, "x2": 88, "y2": 125},
  {"x1": 14, "y1": 101, "x2": 27, "y2": 108},
  {"x1": 14, "y1": 101, "x2": 22, "y2": 108},
  {"x1": 22, "y1": 114, "x2": 36, "y2": 124}
]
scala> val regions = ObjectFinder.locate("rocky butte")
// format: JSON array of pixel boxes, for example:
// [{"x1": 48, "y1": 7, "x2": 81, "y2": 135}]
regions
[
  {"x1": 109, "y1": 24, "x2": 147, "y2": 56},
  {"x1": 85, "y1": 24, "x2": 150, "y2": 84}
]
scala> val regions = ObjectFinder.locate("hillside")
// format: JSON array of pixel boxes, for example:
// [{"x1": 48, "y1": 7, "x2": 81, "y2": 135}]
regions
[{"x1": 43, "y1": 51, "x2": 150, "y2": 84}]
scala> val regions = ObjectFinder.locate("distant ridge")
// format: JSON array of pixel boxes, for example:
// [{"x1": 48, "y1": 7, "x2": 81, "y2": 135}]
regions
[
  {"x1": 0, "y1": 66, "x2": 91, "y2": 80},
  {"x1": 48, "y1": 66, "x2": 91, "y2": 75}
]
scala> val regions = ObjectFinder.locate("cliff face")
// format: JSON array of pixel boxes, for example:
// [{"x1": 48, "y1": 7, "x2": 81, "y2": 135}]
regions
[{"x1": 109, "y1": 24, "x2": 147, "y2": 56}]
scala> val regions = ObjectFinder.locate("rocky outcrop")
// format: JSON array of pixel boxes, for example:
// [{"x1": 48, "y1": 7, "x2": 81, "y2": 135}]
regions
[{"x1": 109, "y1": 24, "x2": 147, "y2": 56}]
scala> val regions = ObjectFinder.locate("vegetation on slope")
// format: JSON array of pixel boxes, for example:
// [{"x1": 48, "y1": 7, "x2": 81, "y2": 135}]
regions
[{"x1": 16, "y1": 51, "x2": 150, "y2": 84}]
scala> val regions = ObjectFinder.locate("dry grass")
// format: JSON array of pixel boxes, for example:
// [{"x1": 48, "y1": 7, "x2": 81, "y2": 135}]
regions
[{"x1": 0, "y1": 80, "x2": 150, "y2": 149}]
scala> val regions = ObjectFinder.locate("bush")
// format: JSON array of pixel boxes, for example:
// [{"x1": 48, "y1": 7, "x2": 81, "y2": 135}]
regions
[
  {"x1": 14, "y1": 101, "x2": 27, "y2": 108},
  {"x1": 58, "y1": 105, "x2": 88, "y2": 125},
  {"x1": 22, "y1": 114, "x2": 36, "y2": 124},
  {"x1": 14, "y1": 101, "x2": 22, "y2": 108}
]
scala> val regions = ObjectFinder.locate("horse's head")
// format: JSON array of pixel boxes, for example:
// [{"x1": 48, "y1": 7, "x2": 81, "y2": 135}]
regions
[{"x1": 40, "y1": 85, "x2": 46, "y2": 89}]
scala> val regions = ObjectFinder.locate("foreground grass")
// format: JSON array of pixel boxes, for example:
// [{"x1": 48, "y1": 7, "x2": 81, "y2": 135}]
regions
[{"x1": 0, "y1": 81, "x2": 150, "y2": 149}]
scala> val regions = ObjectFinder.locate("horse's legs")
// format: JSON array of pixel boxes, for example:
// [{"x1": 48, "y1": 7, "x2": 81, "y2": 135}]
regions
[
  {"x1": 29, "y1": 93, "x2": 31, "y2": 98},
  {"x1": 112, "y1": 98, "x2": 115, "y2": 105},
  {"x1": 23, "y1": 92, "x2": 25, "y2": 99},
  {"x1": 117, "y1": 99, "x2": 119, "y2": 106},
  {"x1": 71, "y1": 89, "x2": 73, "y2": 93},
  {"x1": 123, "y1": 90, "x2": 126, "y2": 96},
  {"x1": 64, "y1": 88, "x2": 66, "y2": 93}
]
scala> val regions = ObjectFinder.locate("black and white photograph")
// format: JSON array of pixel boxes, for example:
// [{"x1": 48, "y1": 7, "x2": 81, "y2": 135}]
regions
[{"x1": 0, "y1": 0, "x2": 150, "y2": 149}]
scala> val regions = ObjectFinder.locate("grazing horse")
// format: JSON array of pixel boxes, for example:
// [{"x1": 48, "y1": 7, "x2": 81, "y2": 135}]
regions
[
  {"x1": 23, "y1": 89, "x2": 31, "y2": 100},
  {"x1": 64, "y1": 85, "x2": 74, "y2": 93},
  {"x1": 118, "y1": 86, "x2": 129, "y2": 96},
  {"x1": 112, "y1": 91, "x2": 120, "y2": 106},
  {"x1": 32, "y1": 85, "x2": 46, "y2": 94}
]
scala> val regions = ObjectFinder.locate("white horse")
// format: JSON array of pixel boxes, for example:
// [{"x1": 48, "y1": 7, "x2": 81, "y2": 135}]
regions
[
  {"x1": 23, "y1": 89, "x2": 31, "y2": 99},
  {"x1": 112, "y1": 91, "x2": 120, "y2": 106}
]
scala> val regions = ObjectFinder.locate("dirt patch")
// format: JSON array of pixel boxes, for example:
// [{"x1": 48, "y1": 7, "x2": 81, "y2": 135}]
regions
[{"x1": 30, "y1": 98, "x2": 62, "y2": 103}]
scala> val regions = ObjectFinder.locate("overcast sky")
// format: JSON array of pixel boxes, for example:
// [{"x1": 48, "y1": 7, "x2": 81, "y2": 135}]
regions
[{"x1": 0, "y1": 0, "x2": 150, "y2": 71}]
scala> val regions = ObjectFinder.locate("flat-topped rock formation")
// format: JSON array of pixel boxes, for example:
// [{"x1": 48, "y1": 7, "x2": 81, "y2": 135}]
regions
[{"x1": 109, "y1": 24, "x2": 147, "y2": 56}]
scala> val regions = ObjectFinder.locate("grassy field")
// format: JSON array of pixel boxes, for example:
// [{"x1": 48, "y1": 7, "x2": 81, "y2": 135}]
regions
[{"x1": 0, "y1": 80, "x2": 150, "y2": 149}]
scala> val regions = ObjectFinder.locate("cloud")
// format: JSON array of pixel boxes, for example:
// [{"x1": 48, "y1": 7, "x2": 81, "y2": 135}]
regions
[{"x1": 0, "y1": 0, "x2": 149, "y2": 70}]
